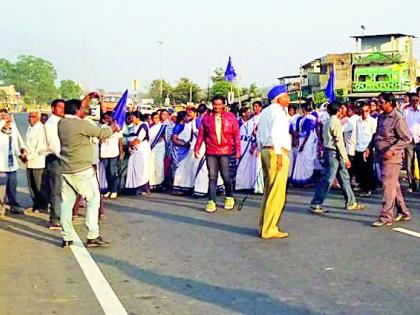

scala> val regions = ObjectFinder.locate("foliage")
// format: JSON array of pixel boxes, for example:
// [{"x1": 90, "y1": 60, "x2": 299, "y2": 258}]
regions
[
  {"x1": 0, "y1": 55, "x2": 57, "y2": 104},
  {"x1": 173, "y1": 77, "x2": 201, "y2": 104},
  {"x1": 147, "y1": 79, "x2": 173, "y2": 105},
  {"x1": 59, "y1": 80, "x2": 83, "y2": 99}
]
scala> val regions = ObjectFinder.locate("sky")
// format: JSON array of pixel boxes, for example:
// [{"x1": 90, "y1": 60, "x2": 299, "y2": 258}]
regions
[{"x1": 1, "y1": 0, "x2": 419, "y2": 93}]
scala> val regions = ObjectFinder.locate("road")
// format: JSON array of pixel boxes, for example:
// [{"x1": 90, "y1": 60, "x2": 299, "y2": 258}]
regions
[{"x1": 1, "y1": 168, "x2": 420, "y2": 315}]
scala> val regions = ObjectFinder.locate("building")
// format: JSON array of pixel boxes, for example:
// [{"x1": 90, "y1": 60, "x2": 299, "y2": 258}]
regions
[
  {"x1": 0, "y1": 85, "x2": 21, "y2": 110},
  {"x1": 277, "y1": 75, "x2": 307, "y2": 104},
  {"x1": 350, "y1": 33, "x2": 417, "y2": 97}
]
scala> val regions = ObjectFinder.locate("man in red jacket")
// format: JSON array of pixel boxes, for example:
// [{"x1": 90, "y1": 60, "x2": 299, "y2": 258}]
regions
[{"x1": 194, "y1": 95, "x2": 240, "y2": 212}]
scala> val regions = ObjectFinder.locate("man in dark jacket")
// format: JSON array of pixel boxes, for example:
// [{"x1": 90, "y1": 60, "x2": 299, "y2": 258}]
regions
[
  {"x1": 194, "y1": 95, "x2": 240, "y2": 212},
  {"x1": 372, "y1": 93, "x2": 412, "y2": 227}
]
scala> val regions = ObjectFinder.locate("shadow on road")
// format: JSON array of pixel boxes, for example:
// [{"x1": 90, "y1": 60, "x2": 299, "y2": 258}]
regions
[
  {"x1": 94, "y1": 253, "x2": 316, "y2": 315},
  {"x1": 107, "y1": 203, "x2": 257, "y2": 237},
  {"x1": 0, "y1": 215, "x2": 61, "y2": 247}
]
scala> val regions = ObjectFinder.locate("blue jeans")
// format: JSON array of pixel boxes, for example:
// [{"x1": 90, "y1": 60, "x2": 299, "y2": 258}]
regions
[
  {"x1": 311, "y1": 149, "x2": 356, "y2": 207},
  {"x1": 206, "y1": 155, "x2": 233, "y2": 202},
  {"x1": 5, "y1": 171, "x2": 20, "y2": 207},
  {"x1": 61, "y1": 168, "x2": 100, "y2": 241},
  {"x1": 102, "y1": 157, "x2": 118, "y2": 193}
]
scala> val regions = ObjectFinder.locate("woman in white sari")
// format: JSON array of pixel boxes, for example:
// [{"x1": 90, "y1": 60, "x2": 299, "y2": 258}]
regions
[
  {"x1": 149, "y1": 112, "x2": 166, "y2": 191},
  {"x1": 290, "y1": 104, "x2": 317, "y2": 186},
  {"x1": 125, "y1": 116, "x2": 151, "y2": 194},
  {"x1": 236, "y1": 101, "x2": 264, "y2": 193}
]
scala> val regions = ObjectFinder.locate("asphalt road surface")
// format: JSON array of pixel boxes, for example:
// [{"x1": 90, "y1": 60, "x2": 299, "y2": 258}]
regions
[{"x1": 1, "y1": 168, "x2": 420, "y2": 315}]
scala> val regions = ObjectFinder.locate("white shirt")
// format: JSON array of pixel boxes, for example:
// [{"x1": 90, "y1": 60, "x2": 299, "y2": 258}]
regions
[
  {"x1": 342, "y1": 114, "x2": 359, "y2": 156},
  {"x1": 100, "y1": 125, "x2": 122, "y2": 158},
  {"x1": 403, "y1": 107, "x2": 420, "y2": 144},
  {"x1": 26, "y1": 121, "x2": 47, "y2": 169},
  {"x1": 257, "y1": 103, "x2": 291, "y2": 154},
  {"x1": 0, "y1": 120, "x2": 22, "y2": 172},
  {"x1": 44, "y1": 114, "x2": 61, "y2": 157},
  {"x1": 355, "y1": 115, "x2": 377, "y2": 152}
]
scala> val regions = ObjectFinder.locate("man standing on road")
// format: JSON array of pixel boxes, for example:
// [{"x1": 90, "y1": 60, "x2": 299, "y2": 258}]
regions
[
  {"x1": 194, "y1": 95, "x2": 240, "y2": 213},
  {"x1": 44, "y1": 99, "x2": 65, "y2": 229},
  {"x1": 256, "y1": 85, "x2": 291, "y2": 239},
  {"x1": 58, "y1": 99, "x2": 118, "y2": 248},
  {"x1": 372, "y1": 93, "x2": 412, "y2": 227},
  {"x1": 402, "y1": 93, "x2": 420, "y2": 193},
  {"x1": 25, "y1": 111, "x2": 49, "y2": 213},
  {"x1": 310, "y1": 102, "x2": 365, "y2": 213}
]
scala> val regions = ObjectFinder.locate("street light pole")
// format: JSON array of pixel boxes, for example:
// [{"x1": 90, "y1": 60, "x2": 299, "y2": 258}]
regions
[{"x1": 158, "y1": 40, "x2": 163, "y2": 106}]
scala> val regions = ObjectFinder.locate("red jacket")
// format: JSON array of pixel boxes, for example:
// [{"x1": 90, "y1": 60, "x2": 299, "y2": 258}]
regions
[{"x1": 195, "y1": 111, "x2": 240, "y2": 156}]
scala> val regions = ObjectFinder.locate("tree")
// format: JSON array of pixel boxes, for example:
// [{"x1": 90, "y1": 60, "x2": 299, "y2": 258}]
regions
[
  {"x1": 147, "y1": 79, "x2": 172, "y2": 105},
  {"x1": 173, "y1": 77, "x2": 201, "y2": 104},
  {"x1": 59, "y1": 80, "x2": 83, "y2": 99},
  {"x1": 0, "y1": 55, "x2": 57, "y2": 104}
]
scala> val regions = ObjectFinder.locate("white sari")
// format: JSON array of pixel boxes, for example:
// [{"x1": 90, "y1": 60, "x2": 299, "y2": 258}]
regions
[
  {"x1": 149, "y1": 123, "x2": 166, "y2": 189},
  {"x1": 125, "y1": 123, "x2": 151, "y2": 188},
  {"x1": 173, "y1": 121, "x2": 195, "y2": 192},
  {"x1": 236, "y1": 115, "x2": 263, "y2": 193}
]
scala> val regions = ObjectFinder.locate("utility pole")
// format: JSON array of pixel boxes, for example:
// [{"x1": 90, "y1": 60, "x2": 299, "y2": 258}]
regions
[{"x1": 158, "y1": 40, "x2": 163, "y2": 106}]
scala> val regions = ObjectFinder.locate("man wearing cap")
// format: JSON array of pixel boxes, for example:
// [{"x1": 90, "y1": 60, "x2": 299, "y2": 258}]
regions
[{"x1": 256, "y1": 85, "x2": 291, "y2": 239}]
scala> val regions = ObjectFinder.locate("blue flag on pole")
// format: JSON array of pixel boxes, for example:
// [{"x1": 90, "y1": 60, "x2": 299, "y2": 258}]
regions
[
  {"x1": 224, "y1": 56, "x2": 237, "y2": 82},
  {"x1": 112, "y1": 89, "x2": 128, "y2": 129},
  {"x1": 325, "y1": 65, "x2": 336, "y2": 102}
]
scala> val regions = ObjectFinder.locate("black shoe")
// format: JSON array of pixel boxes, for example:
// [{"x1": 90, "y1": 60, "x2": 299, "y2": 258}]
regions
[
  {"x1": 86, "y1": 236, "x2": 110, "y2": 248},
  {"x1": 62, "y1": 240, "x2": 73, "y2": 248},
  {"x1": 309, "y1": 204, "x2": 329, "y2": 214}
]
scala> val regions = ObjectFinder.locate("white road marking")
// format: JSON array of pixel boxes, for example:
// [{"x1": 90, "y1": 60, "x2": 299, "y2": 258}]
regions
[
  {"x1": 70, "y1": 234, "x2": 128, "y2": 315},
  {"x1": 392, "y1": 227, "x2": 420, "y2": 238},
  {"x1": 16, "y1": 185, "x2": 127, "y2": 313}
]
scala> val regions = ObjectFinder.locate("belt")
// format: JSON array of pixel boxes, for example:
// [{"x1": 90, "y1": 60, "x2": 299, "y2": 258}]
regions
[{"x1": 262, "y1": 145, "x2": 274, "y2": 149}]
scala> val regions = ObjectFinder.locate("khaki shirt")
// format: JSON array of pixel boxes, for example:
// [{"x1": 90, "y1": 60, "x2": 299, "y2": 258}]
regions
[{"x1": 322, "y1": 115, "x2": 349, "y2": 162}]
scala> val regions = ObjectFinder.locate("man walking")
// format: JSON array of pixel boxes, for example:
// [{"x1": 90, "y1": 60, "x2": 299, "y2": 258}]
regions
[
  {"x1": 256, "y1": 85, "x2": 291, "y2": 239},
  {"x1": 310, "y1": 102, "x2": 365, "y2": 213},
  {"x1": 372, "y1": 93, "x2": 412, "y2": 227},
  {"x1": 194, "y1": 95, "x2": 240, "y2": 213},
  {"x1": 58, "y1": 99, "x2": 118, "y2": 248}
]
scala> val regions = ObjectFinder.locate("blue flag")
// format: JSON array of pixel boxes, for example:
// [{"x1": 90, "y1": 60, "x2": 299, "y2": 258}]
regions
[
  {"x1": 325, "y1": 65, "x2": 335, "y2": 102},
  {"x1": 112, "y1": 89, "x2": 128, "y2": 129},
  {"x1": 224, "y1": 56, "x2": 237, "y2": 82}
]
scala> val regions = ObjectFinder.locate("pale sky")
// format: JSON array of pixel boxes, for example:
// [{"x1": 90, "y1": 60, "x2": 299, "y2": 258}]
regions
[{"x1": 1, "y1": 0, "x2": 419, "y2": 92}]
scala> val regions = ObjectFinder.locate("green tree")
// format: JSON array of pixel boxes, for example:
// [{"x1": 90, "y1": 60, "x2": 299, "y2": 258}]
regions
[
  {"x1": 173, "y1": 77, "x2": 201, "y2": 103},
  {"x1": 147, "y1": 79, "x2": 172, "y2": 105},
  {"x1": 0, "y1": 55, "x2": 57, "y2": 104},
  {"x1": 59, "y1": 80, "x2": 83, "y2": 99}
]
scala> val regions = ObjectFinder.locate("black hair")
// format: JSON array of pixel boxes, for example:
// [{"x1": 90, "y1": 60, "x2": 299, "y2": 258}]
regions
[
  {"x1": 378, "y1": 92, "x2": 396, "y2": 107},
  {"x1": 64, "y1": 99, "x2": 82, "y2": 115},
  {"x1": 197, "y1": 104, "x2": 207, "y2": 114},
  {"x1": 41, "y1": 113, "x2": 49, "y2": 117},
  {"x1": 151, "y1": 111, "x2": 159, "y2": 118},
  {"x1": 288, "y1": 104, "x2": 297, "y2": 112},
  {"x1": 211, "y1": 95, "x2": 226, "y2": 104},
  {"x1": 51, "y1": 99, "x2": 65, "y2": 108},
  {"x1": 327, "y1": 101, "x2": 341, "y2": 115},
  {"x1": 252, "y1": 101, "x2": 263, "y2": 107},
  {"x1": 417, "y1": 86, "x2": 420, "y2": 95},
  {"x1": 408, "y1": 92, "x2": 418, "y2": 99},
  {"x1": 0, "y1": 108, "x2": 8, "y2": 113},
  {"x1": 160, "y1": 109, "x2": 168, "y2": 114},
  {"x1": 176, "y1": 111, "x2": 187, "y2": 124},
  {"x1": 302, "y1": 103, "x2": 313, "y2": 113}
]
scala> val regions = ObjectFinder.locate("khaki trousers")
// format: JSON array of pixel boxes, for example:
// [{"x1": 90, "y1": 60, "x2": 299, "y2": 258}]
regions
[{"x1": 260, "y1": 148, "x2": 289, "y2": 237}]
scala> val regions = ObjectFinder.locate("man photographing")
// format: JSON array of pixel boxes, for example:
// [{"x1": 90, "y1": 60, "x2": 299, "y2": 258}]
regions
[{"x1": 58, "y1": 99, "x2": 119, "y2": 248}]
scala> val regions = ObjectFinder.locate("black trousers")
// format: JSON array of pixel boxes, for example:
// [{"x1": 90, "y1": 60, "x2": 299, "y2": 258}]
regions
[
  {"x1": 46, "y1": 155, "x2": 62, "y2": 223},
  {"x1": 206, "y1": 155, "x2": 233, "y2": 201},
  {"x1": 354, "y1": 150, "x2": 376, "y2": 193},
  {"x1": 27, "y1": 168, "x2": 48, "y2": 211}
]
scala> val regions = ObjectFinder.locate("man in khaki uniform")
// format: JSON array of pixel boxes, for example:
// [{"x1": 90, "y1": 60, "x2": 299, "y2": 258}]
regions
[{"x1": 256, "y1": 85, "x2": 291, "y2": 239}]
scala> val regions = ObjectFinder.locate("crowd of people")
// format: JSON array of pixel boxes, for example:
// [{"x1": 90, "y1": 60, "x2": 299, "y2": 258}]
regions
[{"x1": 0, "y1": 86, "x2": 419, "y2": 244}]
